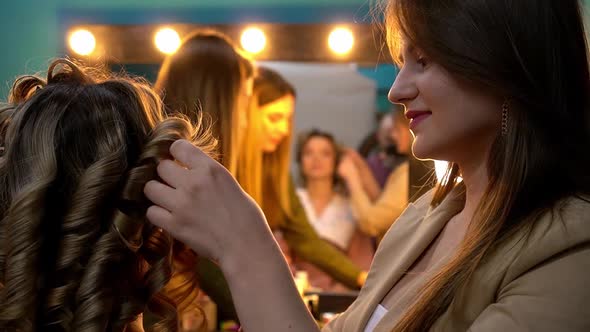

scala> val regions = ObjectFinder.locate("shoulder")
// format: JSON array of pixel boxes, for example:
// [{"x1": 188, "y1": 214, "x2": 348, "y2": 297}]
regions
[
  {"x1": 466, "y1": 198, "x2": 590, "y2": 331},
  {"x1": 526, "y1": 195, "x2": 589, "y2": 253},
  {"x1": 553, "y1": 195, "x2": 590, "y2": 227},
  {"x1": 496, "y1": 195, "x2": 590, "y2": 284}
]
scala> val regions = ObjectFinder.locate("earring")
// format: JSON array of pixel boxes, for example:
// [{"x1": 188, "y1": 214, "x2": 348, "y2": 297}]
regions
[{"x1": 501, "y1": 99, "x2": 509, "y2": 137}]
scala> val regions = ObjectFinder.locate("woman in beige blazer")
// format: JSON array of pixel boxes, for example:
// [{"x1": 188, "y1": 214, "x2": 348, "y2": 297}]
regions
[
  {"x1": 324, "y1": 185, "x2": 590, "y2": 331},
  {"x1": 144, "y1": 0, "x2": 590, "y2": 331}
]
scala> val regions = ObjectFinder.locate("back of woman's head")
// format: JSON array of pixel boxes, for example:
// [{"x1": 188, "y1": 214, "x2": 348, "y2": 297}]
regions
[
  {"x1": 155, "y1": 30, "x2": 254, "y2": 174},
  {"x1": 0, "y1": 59, "x2": 213, "y2": 331},
  {"x1": 383, "y1": 0, "x2": 590, "y2": 331}
]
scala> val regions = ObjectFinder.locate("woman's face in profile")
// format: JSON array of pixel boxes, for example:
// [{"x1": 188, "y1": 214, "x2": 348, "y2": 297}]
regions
[
  {"x1": 388, "y1": 36, "x2": 501, "y2": 163},
  {"x1": 259, "y1": 94, "x2": 295, "y2": 153}
]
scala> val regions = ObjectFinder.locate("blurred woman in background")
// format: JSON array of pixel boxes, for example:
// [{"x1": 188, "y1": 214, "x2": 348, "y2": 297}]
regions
[
  {"x1": 294, "y1": 129, "x2": 374, "y2": 291},
  {"x1": 155, "y1": 30, "x2": 254, "y2": 175},
  {"x1": 237, "y1": 67, "x2": 368, "y2": 289},
  {"x1": 338, "y1": 109, "x2": 415, "y2": 239},
  {"x1": 364, "y1": 111, "x2": 402, "y2": 188}
]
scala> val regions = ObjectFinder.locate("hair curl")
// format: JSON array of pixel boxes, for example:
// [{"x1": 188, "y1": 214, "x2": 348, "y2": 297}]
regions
[
  {"x1": 0, "y1": 59, "x2": 215, "y2": 331},
  {"x1": 155, "y1": 30, "x2": 254, "y2": 176}
]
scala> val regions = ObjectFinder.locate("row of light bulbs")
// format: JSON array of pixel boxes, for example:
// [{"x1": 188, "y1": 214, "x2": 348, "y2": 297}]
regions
[
  {"x1": 68, "y1": 26, "x2": 356, "y2": 57},
  {"x1": 67, "y1": 28, "x2": 452, "y2": 183}
]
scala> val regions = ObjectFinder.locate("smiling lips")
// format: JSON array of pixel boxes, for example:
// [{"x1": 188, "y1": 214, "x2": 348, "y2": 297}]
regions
[{"x1": 405, "y1": 110, "x2": 432, "y2": 130}]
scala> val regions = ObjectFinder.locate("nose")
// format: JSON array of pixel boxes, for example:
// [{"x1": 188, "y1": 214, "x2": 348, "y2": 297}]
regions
[{"x1": 388, "y1": 66, "x2": 418, "y2": 106}]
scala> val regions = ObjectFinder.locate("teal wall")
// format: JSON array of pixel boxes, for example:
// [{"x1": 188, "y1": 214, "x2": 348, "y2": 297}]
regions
[
  {"x1": 1, "y1": 0, "x2": 589, "y2": 99},
  {"x1": 0, "y1": 0, "x2": 370, "y2": 98}
]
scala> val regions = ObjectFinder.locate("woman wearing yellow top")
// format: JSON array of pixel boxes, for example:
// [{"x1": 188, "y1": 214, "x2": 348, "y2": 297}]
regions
[
  {"x1": 338, "y1": 110, "x2": 413, "y2": 239},
  {"x1": 145, "y1": 0, "x2": 590, "y2": 331}
]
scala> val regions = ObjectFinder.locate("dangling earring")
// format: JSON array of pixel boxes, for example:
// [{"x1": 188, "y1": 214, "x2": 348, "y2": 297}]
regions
[{"x1": 501, "y1": 99, "x2": 509, "y2": 137}]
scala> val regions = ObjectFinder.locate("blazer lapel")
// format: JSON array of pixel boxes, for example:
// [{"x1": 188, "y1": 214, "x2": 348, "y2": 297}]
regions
[{"x1": 353, "y1": 186, "x2": 465, "y2": 332}]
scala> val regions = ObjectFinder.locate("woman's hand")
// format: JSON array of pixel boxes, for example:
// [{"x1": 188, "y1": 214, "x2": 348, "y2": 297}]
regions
[
  {"x1": 144, "y1": 140, "x2": 271, "y2": 265},
  {"x1": 144, "y1": 140, "x2": 319, "y2": 332},
  {"x1": 341, "y1": 149, "x2": 382, "y2": 201},
  {"x1": 337, "y1": 155, "x2": 361, "y2": 183},
  {"x1": 342, "y1": 148, "x2": 366, "y2": 168}
]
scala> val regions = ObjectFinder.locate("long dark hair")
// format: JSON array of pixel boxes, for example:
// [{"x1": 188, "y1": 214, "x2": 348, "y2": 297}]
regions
[
  {"x1": 384, "y1": 0, "x2": 590, "y2": 330},
  {"x1": 155, "y1": 30, "x2": 254, "y2": 175},
  {"x1": 0, "y1": 59, "x2": 214, "y2": 331}
]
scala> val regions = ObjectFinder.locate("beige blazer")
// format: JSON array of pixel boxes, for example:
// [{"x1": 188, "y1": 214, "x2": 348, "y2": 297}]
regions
[{"x1": 324, "y1": 185, "x2": 590, "y2": 331}]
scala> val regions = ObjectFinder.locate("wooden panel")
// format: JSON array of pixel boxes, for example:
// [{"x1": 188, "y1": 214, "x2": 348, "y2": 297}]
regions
[{"x1": 67, "y1": 23, "x2": 392, "y2": 65}]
